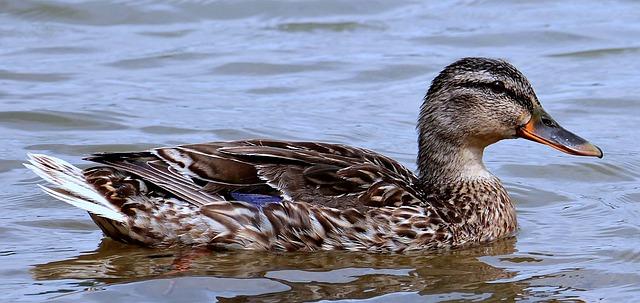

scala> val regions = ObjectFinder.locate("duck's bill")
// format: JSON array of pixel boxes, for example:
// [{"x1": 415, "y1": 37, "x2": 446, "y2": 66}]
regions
[{"x1": 516, "y1": 110, "x2": 603, "y2": 158}]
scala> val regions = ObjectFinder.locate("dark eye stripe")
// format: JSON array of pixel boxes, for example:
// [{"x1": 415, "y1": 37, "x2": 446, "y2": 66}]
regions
[{"x1": 457, "y1": 81, "x2": 532, "y2": 111}]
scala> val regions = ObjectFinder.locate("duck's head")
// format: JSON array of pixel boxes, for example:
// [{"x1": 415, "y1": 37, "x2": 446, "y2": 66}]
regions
[{"x1": 418, "y1": 57, "x2": 602, "y2": 181}]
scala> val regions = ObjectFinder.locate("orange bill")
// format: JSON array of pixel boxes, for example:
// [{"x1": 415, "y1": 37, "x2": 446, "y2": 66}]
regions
[{"x1": 516, "y1": 110, "x2": 603, "y2": 158}]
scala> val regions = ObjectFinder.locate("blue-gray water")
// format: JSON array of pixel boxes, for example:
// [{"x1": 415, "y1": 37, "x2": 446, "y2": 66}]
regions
[{"x1": 1, "y1": 1, "x2": 639, "y2": 302}]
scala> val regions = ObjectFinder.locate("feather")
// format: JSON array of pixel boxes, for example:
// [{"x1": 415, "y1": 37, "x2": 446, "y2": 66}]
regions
[
  {"x1": 24, "y1": 154, "x2": 126, "y2": 222},
  {"x1": 38, "y1": 185, "x2": 126, "y2": 222}
]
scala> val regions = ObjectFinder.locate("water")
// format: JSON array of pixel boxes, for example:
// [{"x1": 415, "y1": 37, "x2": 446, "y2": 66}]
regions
[{"x1": 1, "y1": 0, "x2": 639, "y2": 301}]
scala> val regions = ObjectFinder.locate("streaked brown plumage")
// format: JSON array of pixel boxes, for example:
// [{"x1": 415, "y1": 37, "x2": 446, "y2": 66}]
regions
[{"x1": 25, "y1": 57, "x2": 602, "y2": 252}]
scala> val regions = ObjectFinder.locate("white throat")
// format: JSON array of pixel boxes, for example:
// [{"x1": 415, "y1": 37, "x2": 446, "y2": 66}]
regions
[{"x1": 456, "y1": 145, "x2": 494, "y2": 180}]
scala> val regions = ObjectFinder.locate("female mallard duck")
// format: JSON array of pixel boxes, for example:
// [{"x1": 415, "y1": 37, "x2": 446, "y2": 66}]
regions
[{"x1": 26, "y1": 57, "x2": 603, "y2": 253}]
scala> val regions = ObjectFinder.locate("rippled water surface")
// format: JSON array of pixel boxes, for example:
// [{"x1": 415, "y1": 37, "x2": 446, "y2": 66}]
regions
[{"x1": 1, "y1": 1, "x2": 640, "y2": 302}]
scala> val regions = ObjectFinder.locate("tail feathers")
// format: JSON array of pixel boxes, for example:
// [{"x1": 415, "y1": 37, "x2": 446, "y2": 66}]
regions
[
  {"x1": 25, "y1": 153, "x2": 126, "y2": 223},
  {"x1": 38, "y1": 185, "x2": 126, "y2": 222}
]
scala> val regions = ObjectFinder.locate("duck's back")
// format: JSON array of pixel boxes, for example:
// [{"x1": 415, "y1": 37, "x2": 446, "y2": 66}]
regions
[{"x1": 87, "y1": 139, "x2": 426, "y2": 210}]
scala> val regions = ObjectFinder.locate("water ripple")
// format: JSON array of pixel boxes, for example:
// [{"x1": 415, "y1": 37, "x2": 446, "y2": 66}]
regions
[
  {"x1": 0, "y1": 111, "x2": 128, "y2": 131},
  {"x1": 548, "y1": 46, "x2": 640, "y2": 58},
  {"x1": 106, "y1": 52, "x2": 213, "y2": 70},
  {"x1": 415, "y1": 30, "x2": 593, "y2": 47},
  {"x1": 274, "y1": 22, "x2": 383, "y2": 32},
  {"x1": 500, "y1": 162, "x2": 638, "y2": 183},
  {"x1": 213, "y1": 61, "x2": 338, "y2": 76},
  {"x1": 0, "y1": 70, "x2": 71, "y2": 83}
]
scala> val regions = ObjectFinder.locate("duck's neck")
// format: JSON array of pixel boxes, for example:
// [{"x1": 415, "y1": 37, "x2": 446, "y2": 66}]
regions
[{"x1": 417, "y1": 137, "x2": 493, "y2": 185}]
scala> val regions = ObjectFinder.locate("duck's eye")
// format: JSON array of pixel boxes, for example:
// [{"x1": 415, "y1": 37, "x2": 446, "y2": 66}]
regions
[
  {"x1": 489, "y1": 80, "x2": 505, "y2": 94},
  {"x1": 541, "y1": 116, "x2": 557, "y2": 127}
]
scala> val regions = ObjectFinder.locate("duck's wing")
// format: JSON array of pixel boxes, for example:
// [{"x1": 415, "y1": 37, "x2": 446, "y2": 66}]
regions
[
  {"x1": 87, "y1": 139, "x2": 424, "y2": 209},
  {"x1": 83, "y1": 151, "x2": 222, "y2": 207}
]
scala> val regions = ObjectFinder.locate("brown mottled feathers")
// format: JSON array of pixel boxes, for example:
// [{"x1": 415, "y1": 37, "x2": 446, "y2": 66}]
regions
[
  {"x1": 71, "y1": 140, "x2": 471, "y2": 252},
  {"x1": 77, "y1": 160, "x2": 456, "y2": 252},
  {"x1": 85, "y1": 152, "x2": 222, "y2": 207},
  {"x1": 86, "y1": 139, "x2": 423, "y2": 210},
  {"x1": 186, "y1": 200, "x2": 453, "y2": 252}
]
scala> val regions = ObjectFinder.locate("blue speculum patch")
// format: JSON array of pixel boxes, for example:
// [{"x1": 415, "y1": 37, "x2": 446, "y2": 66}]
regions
[{"x1": 230, "y1": 192, "x2": 283, "y2": 206}]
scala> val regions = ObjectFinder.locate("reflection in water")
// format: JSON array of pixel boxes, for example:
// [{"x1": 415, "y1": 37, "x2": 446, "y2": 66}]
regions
[{"x1": 33, "y1": 238, "x2": 526, "y2": 301}]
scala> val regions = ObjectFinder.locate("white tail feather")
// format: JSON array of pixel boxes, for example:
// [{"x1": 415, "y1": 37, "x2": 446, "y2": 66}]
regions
[
  {"x1": 38, "y1": 185, "x2": 126, "y2": 222},
  {"x1": 25, "y1": 154, "x2": 126, "y2": 223}
]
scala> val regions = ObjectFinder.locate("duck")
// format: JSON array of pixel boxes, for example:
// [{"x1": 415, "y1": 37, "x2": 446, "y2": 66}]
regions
[{"x1": 25, "y1": 57, "x2": 603, "y2": 253}]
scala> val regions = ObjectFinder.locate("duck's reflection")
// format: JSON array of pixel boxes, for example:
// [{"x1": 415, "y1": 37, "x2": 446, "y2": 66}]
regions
[{"x1": 32, "y1": 237, "x2": 526, "y2": 301}]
